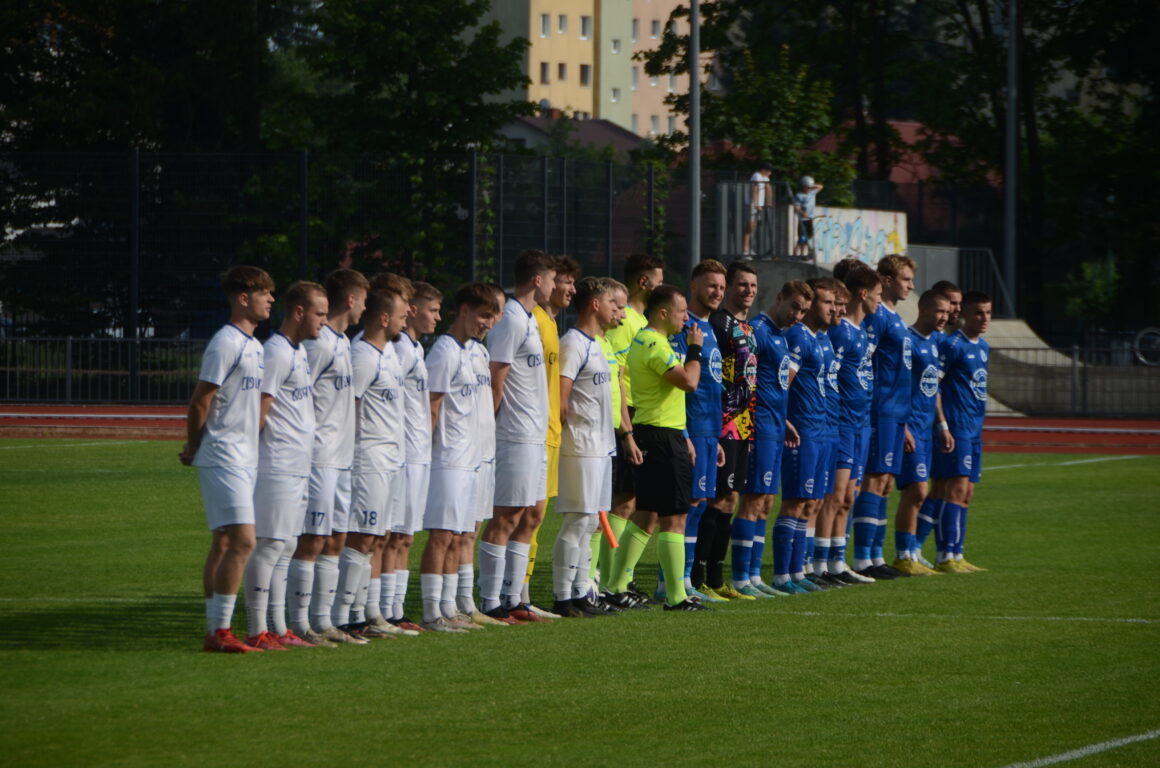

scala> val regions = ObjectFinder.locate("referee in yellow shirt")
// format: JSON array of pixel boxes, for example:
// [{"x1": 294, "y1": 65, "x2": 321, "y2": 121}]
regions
[{"x1": 604, "y1": 285, "x2": 709, "y2": 612}]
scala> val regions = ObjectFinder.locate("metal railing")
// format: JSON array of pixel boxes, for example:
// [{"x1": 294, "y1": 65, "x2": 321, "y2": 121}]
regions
[
  {"x1": 989, "y1": 346, "x2": 1160, "y2": 417},
  {"x1": 1, "y1": 338, "x2": 207, "y2": 403}
]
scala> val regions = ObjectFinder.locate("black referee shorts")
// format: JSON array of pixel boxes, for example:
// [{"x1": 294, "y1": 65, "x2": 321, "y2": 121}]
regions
[{"x1": 633, "y1": 424, "x2": 692, "y2": 517}]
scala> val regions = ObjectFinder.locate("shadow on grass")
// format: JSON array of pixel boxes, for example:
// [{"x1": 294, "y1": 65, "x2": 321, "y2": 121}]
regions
[{"x1": 0, "y1": 595, "x2": 203, "y2": 651}]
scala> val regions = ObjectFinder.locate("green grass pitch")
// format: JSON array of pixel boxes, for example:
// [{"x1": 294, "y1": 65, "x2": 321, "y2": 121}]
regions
[{"x1": 1, "y1": 440, "x2": 1158, "y2": 767}]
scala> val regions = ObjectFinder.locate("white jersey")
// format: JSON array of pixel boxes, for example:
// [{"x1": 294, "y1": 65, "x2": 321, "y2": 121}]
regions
[
  {"x1": 487, "y1": 297, "x2": 548, "y2": 444},
  {"x1": 469, "y1": 338, "x2": 496, "y2": 461},
  {"x1": 427, "y1": 334, "x2": 480, "y2": 471},
  {"x1": 193, "y1": 324, "x2": 264, "y2": 469},
  {"x1": 304, "y1": 325, "x2": 355, "y2": 469},
  {"x1": 351, "y1": 337, "x2": 405, "y2": 472},
  {"x1": 258, "y1": 332, "x2": 315, "y2": 475},
  {"x1": 394, "y1": 332, "x2": 432, "y2": 465},
  {"x1": 559, "y1": 328, "x2": 616, "y2": 458},
  {"x1": 750, "y1": 170, "x2": 771, "y2": 208}
]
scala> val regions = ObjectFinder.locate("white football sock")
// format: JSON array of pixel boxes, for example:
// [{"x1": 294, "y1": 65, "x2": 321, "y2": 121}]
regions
[
  {"x1": 455, "y1": 563, "x2": 477, "y2": 615},
  {"x1": 288, "y1": 558, "x2": 315, "y2": 635},
  {"x1": 350, "y1": 554, "x2": 371, "y2": 623},
  {"x1": 311, "y1": 555, "x2": 340, "y2": 630},
  {"x1": 440, "y1": 572, "x2": 459, "y2": 619},
  {"x1": 420, "y1": 572, "x2": 443, "y2": 624},
  {"x1": 478, "y1": 541, "x2": 506, "y2": 612},
  {"x1": 393, "y1": 569, "x2": 409, "y2": 620},
  {"x1": 333, "y1": 547, "x2": 364, "y2": 627},
  {"x1": 573, "y1": 515, "x2": 598, "y2": 599},
  {"x1": 267, "y1": 542, "x2": 292, "y2": 636},
  {"x1": 379, "y1": 572, "x2": 396, "y2": 619},
  {"x1": 553, "y1": 513, "x2": 585, "y2": 602},
  {"x1": 244, "y1": 537, "x2": 283, "y2": 637},
  {"x1": 208, "y1": 593, "x2": 237, "y2": 632},
  {"x1": 365, "y1": 573, "x2": 382, "y2": 620},
  {"x1": 502, "y1": 541, "x2": 531, "y2": 608}
]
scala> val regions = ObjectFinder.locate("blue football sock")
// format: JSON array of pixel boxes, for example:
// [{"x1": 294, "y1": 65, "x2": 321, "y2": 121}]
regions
[
  {"x1": 772, "y1": 516, "x2": 796, "y2": 581},
  {"x1": 813, "y1": 537, "x2": 831, "y2": 573},
  {"x1": 830, "y1": 536, "x2": 848, "y2": 569},
  {"x1": 871, "y1": 493, "x2": 889, "y2": 561},
  {"x1": 790, "y1": 519, "x2": 808, "y2": 577},
  {"x1": 955, "y1": 506, "x2": 968, "y2": 555},
  {"x1": 940, "y1": 502, "x2": 965, "y2": 558},
  {"x1": 915, "y1": 497, "x2": 940, "y2": 549},
  {"x1": 804, "y1": 526, "x2": 815, "y2": 573},
  {"x1": 851, "y1": 492, "x2": 880, "y2": 562},
  {"x1": 750, "y1": 518, "x2": 767, "y2": 580},
  {"x1": 894, "y1": 530, "x2": 910, "y2": 560},
  {"x1": 730, "y1": 517, "x2": 755, "y2": 583},
  {"x1": 684, "y1": 500, "x2": 707, "y2": 579}
]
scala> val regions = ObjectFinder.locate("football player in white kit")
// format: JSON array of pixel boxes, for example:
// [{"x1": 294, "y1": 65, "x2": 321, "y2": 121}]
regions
[
  {"x1": 244, "y1": 281, "x2": 329, "y2": 650},
  {"x1": 290, "y1": 268, "x2": 368, "y2": 646},
  {"x1": 182, "y1": 266, "x2": 275, "y2": 654},
  {"x1": 336, "y1": 289, "x2": 413, "y2": 638},
  {"x1": 384, "y1": 281, "x2": 442, "y2": 633},
  {"x1": 419, "y1": 283, "x2": 501, "y2": 632},
  {"x1": 480, "y1": 250, "x2": 556, "y2": 623},
  {"x1": 552, "y1": 277, "x2": 619, "y2": 617}
]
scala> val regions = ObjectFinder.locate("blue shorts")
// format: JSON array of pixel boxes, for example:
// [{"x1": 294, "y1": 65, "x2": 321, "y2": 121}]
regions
[
  {"x1": 781, "y1": 438, "x2": 828, "y2": 500},
  {"x1": 690, "y1": 435, "x2": 719, "y2": 500},
  {"x1": 744, "y1": 438, "x2": 783, "y2": 495},
  {"x1": 933, "y1": 434, "x2": 983, "y2": 483},
  {"x1": 820, "y1": 437, "x2": 838, "y2": 495},
  {"x1": 898, "y1": 433, "x2": 932, "y2": 488},
  {"x1": 866, "y1": 419, "x2": 907, "y2": 476}
]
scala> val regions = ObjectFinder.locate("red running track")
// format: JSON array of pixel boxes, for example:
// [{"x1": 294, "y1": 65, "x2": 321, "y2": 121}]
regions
[{"x1": 1, "y1": 406, "x2": 1158, "y2": 454}]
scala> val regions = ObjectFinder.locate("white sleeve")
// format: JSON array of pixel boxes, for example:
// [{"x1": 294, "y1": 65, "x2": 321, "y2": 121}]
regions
[
  {"x1": 426, "y1": 342, "x2": 453, "y2": 394},
  {"x1": 350, "y1": 345, "x2": 377, "y2": 399},
  {"x1": 559, "y1": 334, "x2": 584, "y2": 381},
  {"x1": 197, "y1": 333, "x2": 238, "y2": 387},
  {"x1": 486, "y1": 309, "x2": 520, "y2": 365},
  {"x1": 260, "y1": 341, "x2": 290, "y2": 397}
]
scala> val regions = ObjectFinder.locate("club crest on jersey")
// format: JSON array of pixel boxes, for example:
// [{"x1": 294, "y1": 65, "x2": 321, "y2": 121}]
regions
[
  {"x1": 698, "y1": 476, "x2": 706, "y2": 492},
  {"x1": 970, "y1": 368, "x2": 988, "y2": 401},
  {"x1": 920, "y1": 364, "x2": 939, "y2": 397},
  {"x1": 708, "y1": 347, "x2": 723, "y2": 383},
  {"x1": 980, "y1": 349, "x2": 988, "y2": 363},
  {"x1": 827, "y1": 360, "x2": 840, "y2": 392},
  {"x1": 902, "y1": 337, "x2": 913, "y2": 370},
  {"x1": 778, "y1": 355, "x2": 792, "y2": 390}
]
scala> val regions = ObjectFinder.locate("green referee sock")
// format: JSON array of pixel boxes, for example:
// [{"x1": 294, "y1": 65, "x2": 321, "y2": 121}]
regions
[
  {"x1": 608, "y1": 521, "x2": 651, "y2": 593},
  {"x1": 589, "y1": 530, "x2": 603, "y2": 582},
  {"x1": 599, "y1": 515, "x2": 630, "y2": 588},
  {"x1": 656, "y1": 532, "x2": 688, "y2": 605}
]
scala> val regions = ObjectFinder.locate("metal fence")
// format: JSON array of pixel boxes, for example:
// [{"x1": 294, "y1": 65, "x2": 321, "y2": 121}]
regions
[
  {"x1": 989, "y1": 346, "x2": 1160, "y2": 418},
  {"x1": 1, "y1": 151, "x2": 1004, "y2": 340},
  {"x1": 4, "y1": 336, "x2": 1157, "y2": 417}
]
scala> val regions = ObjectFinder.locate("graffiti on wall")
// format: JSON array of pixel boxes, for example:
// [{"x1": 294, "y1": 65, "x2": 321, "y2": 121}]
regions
[{"x1": 811, "y1": 207, "x2": 907, "y2": 266}]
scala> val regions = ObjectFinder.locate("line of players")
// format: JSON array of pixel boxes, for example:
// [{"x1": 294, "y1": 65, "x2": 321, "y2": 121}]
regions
[{"x1": 185, "y1": 248, "x2": 991, "y2": 652}]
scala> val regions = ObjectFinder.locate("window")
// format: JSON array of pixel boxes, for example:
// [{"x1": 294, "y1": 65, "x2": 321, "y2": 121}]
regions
[
  {"x1": 649, "y1": 115, "x2": 659, "y2": 135},
  {"x1": 650, "y1": 20, "x2": 660, "y2": 38},
  {"x1": 611, "y1": 39, "x2": 621, "y2": 54},
  {"x1": 611, "y1": 87, "x2": 621, "y2": 103},
  {"x1": 580, "y1": 15, "x2": 592, "y2": 39},
  {"x1": 631, "y1": 114, "x2": 639, "y2": 133},
  {"x1": 580, "y1": 64, "x2": 591, "y2": 86},
  {"x1": 557, "y1": 14, "x2": 567, "y2": 34},
  {"x1": 631, "y1": 66, "x2": 639, "y2": 90},
  {"x1": 631, "y1": 18, "x2": 639, "y2": 42},
  {"x1": 575, "y1": 111, "x2": 590, "y2": 120},
  {"x1": 540, "y1": 14, "x2": 549, "y2": 37},
  {"x1": 667, "y1": 20, "x2": 678, "y2": 35},
  {"x1": 667, "y1": 73, "x2": 677, "y2": 92},
  {"x1": 668, "y1": 116, "x2": 676, "y2": 134},
  {"x1": 558, "y1": 63, "x2": 567, "y2": 81},
  {"x1": 649, "y1": 74, "x2": 659, "y2": 87},
  {"x1": 540, "y1": 62, "x2": 550, "y2": 84},
  {"x1": 708, "y1": 72, "x2": 721, "y2": 90}
]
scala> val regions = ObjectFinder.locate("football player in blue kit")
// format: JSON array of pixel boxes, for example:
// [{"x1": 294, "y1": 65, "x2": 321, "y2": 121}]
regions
[
  {"x1": 932, "y1": 291, "x2": 992, "y2": 573},
  {"x1": 851, "y1": 254, "x2": 916, "y2": 580},
  {"x1": 892, "y1": 290, "x2": 954, "y2": 574},
  {"x1": 736, "y1": 280, "x2": 812, "y2": 596}
]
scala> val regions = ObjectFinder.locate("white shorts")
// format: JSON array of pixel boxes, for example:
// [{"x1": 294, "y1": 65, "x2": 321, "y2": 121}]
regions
[
  {"x1": 351, "y1": 467, "x2": 404, "y2": 536},
  {"x1": 424, "y1": 467, "x2": 477, "y2": 534},
  {"x1": 198, "y1": 465, "x2": 256, "y2": 531},
  {"x1": 556, "y1": 455, "x2": 612, "y2": 515},
  {"x1": 304, "y1": 466, "x2": 352, "y2": 536},
  {"x1": 392, "y1": 462, "x2": 431, "y2": 535},
  {"x1": 494, "y1": 440, "x2": 547, "y2": 508},
  {"x1": 254, "y1": 472, "x2": 309, "y2": 540},
  {"x1": 474, "y1": 459, "x2": 496, "y2": 523}
]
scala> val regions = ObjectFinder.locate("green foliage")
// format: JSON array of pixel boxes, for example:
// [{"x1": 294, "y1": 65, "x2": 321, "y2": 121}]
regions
[{"x1": 1061, "y1": 259, "x2": 1120, "y2": 327}]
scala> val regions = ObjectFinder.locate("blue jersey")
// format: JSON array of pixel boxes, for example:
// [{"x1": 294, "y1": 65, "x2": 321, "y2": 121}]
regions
[
  {"x1": 817, "y1": 330, "x2": 840, "y2": 438},
  {"x1": 785, "y1": 322, "x2": 828, "y2": 438},
  {"x1": 829, "y1": 318, "x2": 873, "y2": 429},
  {"x1": 673, "y1": 311, "x2": 723, "y2": 439},
  {"x1": 863, "y1": 303, "x2": 912, "y2": 422},
  {"x1": 907, "y1": 327, "x2": 942, "y2": 433},
  {"x1": 939, "y1": 329, "x2": 989, "y2": 437},
  {"x1": 750, "y1": 313, "x2": 795, "y2": 439}
]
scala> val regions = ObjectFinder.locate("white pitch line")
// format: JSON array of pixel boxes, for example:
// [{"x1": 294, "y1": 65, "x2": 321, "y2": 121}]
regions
[
  {"x1": 0, "y1": 441, "x2": 137, "y2": 450},
  {"x1": 0, "y1": 596, "x2": 156, "y2": 604},
  {"x1": 995, "y1": 729, "x2": 1160, "y2": 768},
  {"x1": 775, "y1": 610, "x2": 1157, "y2": 625},
  {"x1": 1058, "y1": 455, "x2": 1142, "y2": 465},
  {"x1": 983, "y1": 455, "x2": 1143, "y2": 472}
]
